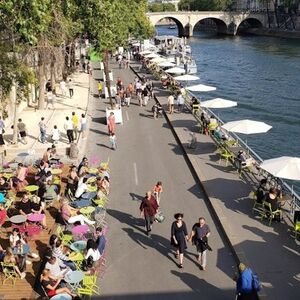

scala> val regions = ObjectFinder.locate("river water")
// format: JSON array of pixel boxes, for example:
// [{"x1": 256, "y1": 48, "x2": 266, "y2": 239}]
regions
[{"x1": 156, "y1": 25, "x2": 300, "y2": 192}]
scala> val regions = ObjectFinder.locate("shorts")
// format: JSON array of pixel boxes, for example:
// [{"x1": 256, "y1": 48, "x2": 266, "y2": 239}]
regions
[
  {"x1": 20, "y1": 131, "x2": 26, "y2": 137},
  {"x1": 47, "y1": 290, "x2": 57, "y2": 297}
]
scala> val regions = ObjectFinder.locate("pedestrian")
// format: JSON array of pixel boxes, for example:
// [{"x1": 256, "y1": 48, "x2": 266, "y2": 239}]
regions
[
  {"x1": 71, "y1": 112, "x2": 79, "y2": 140},
  {"x1": 38, "y1": 117, "x2": 47, "y2": 144},
  {"x1": 87, "y1": 62, "x2": 91, "y2": 74},
  {"x1": 142, "y1": 89, "x2": 149, "y2": 106},
  {"x1": 109, "y1": 133, "x2": 116, "y2": 150},
  {"x1": 107, "y1": 112, "x2": 115, "y2": 135},
  {"x1": 59, "y1": 80, "x2": 67, "y2": 97},
  {"x1": 124, "y1": 88, "x2": 131, "y2": 107},
  {"x1": 82, "y1": 61, "x2": 86, "y2": 73},
  {"x1": 45, "y1": 80, "x2": 52, "y2": 92},
  {"x1": 168, "y1": 94, "x2": 174, "y2": 114},
  {"x1": 63, "y1": 116, "x2": 74, "y2": 144},
  {"x1": 80, "y1": 113, "x2": 87, "y2": 139},
  {"x1": 17, "y1": 118, "x2": 27, "y2": 144},
  {"x1": 98, "y1": 81, "x2": 103, "y2": 98},
  {"x1": 0, "y1": 116, "x2": 5, "y2": 147},
  {"x1": 139, "y1": 191, "x2": 159, "y2": 237},
  {"x1": 51, "y1": 125, "x2": 60, "y2": 144},
  {"x1": 171, "y1": 213, "x2": 188, "y2": 268},
  {"x1": 68, "y1": 79, "x2": 74, "y2": 98},
  {"x1": 177, "y1": 92, "x2": 185, "y2": 113},
  {"x1": 188, "y1": 217, "x2": 211, "y2": 271},
  {"x1": 153, "y1": 181, "x2": 163, "y2": 205},
  {"x1": 46, "y1": 90, "x2": 55, "y2": 109},
  {"x1": 236, "y1": 263, "x2": 260, "y2": 300}
]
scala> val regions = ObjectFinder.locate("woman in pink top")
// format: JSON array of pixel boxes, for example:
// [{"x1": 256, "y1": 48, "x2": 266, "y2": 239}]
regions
[
  {"x1": 107, "y1": 112, "x2": 115, "y2": 135},
  {"x1": 12, "y1": 163, "x2": 28, "y2": 191}
]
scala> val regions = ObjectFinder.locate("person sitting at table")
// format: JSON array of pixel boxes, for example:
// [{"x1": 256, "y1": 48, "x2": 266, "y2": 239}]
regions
[
  {"x1": 66, "y1": 165, "x2": 79, "y2": 196},
  {"x1": 12, "y1": 163, "x2": 28, "y2": 191},
  {"x1": 3, "y1": 247, "x2": 26, "y2": 279},
  {"x1": 49, "y1": 235, "x2": 76, "y2": 271},
  {"x1": 45, "y1": 255, "x2": 72, "y2": 279},
  {"x1": 40, "y1": 269, "x2": 76, "y2": 298},
  {"x1": 265, "y1": 188, "x2": 281, "y2": 212},
  {"x1": 31, "y1": 195, "x2": 48, "y2": 229},
  {"x1": 85, "y1": 239, "x2": 101, "y2": 263},
  {"x1": 214, "y1": 126, "x2": 228, "y2": 141},
  {"x1": 18, "y1": 193, "x2": 33, "y2": 216},
  {"x1": 78, "y1": 157, "x2": 88, "y2": 174},
  {"x1": 237, "y1": 150, "x2": 256, "y2": 173},
  {"x1": 42, "y1": 179, "x2": 59, "y2": 203},
  {"x1": 42, "y1": 148, "x2": 52, "y2": 167},
  {"x1": 75, "y1": 177, "x2": 96, "y2": 200},
  {"x1": 200, "y1": 112, "x2": 209, "y2": 135},
  {"x1": 78, "y1": 161, "x2": 89, "y2": 177},
  {"x1": 0, "y1": 202, "x2": 7, "y2": 228},
  {"x1": 95, "y1": 227, "x2": 107, "y2": 256},
  {"x1": 256, "y1": 179, "x2": 267, "y2": 204},
  {"x1": 98, "y1": 167, "x2": 110, "y2": 180},
  {"x1": 0, "y1": 177, "x2": 11, "y2": 195},
  {"x1": 60, "y1": 198, "x2": 95, "y2": 226},
  {"x1": 98, "y1": 176, "x2": 110, "y2": 196}
]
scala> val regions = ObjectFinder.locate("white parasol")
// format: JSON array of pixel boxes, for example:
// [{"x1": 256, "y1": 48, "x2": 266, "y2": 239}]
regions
[
  {"x1": 201, "y1": 98, "x2": 237, "y2": 109},
  {"x1": 158, "y1": 61, "x2": 176, "y2": 68},
  {"x1": 173, "y1": 74, "x2": 200, "y2": 81},
  {"x1": 165, "y1": 67, "x2": 186, "y2": 74},
  {"x1": 144, "y1": 53, "x2": 160, "y2": 59},
  {"x1": 150, "y1": 57, "x2": 167, "y2": 63},
  {"x1": 221, "y1": 119, "x2": 272, "y2": 135},
  {"x1": 187, "y1": 84, "x2": 216, "y2": 92},
  {"x1": 260, "y1": 156, "x2": 300, "y2": 181}
]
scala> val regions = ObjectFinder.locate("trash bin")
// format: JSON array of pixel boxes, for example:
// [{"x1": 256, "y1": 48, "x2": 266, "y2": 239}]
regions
[{"x1": 69, "y1": 142, "x2": 79, "y2": 159}]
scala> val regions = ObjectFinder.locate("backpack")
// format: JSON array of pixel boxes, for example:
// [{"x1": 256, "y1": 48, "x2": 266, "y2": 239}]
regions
[{"x1": 252, "y1": 272, "x2": 262, "y2": 291}]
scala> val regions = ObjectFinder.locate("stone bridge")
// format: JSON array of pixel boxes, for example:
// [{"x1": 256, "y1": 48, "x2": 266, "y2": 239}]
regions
[{"x1": 147, "y1": 11, "x2": 268, "y2": 36}]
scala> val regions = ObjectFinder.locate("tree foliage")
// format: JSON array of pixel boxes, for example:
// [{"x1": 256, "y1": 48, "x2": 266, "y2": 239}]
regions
[{"x1": 148, "y1": 2, "x2": 176, "y2": 12}]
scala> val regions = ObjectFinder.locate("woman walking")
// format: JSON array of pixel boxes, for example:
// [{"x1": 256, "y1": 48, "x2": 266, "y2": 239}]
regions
[{"x1": 171, "y1": 213, "x2": 188, "y2": 268}]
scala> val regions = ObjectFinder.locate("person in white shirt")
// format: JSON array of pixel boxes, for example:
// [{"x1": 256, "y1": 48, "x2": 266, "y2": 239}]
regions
[
  {"x1": 63, "y1": 116, "x2": 74, "y2": 144},
  {"x1": 177, "y1": 93, "x2": 185, "y2": 113},
  {"x1": 85, "y1": 239, "x2": 101, "y2": 262},
  {"x1": 168, "y1": 94, "x2": 175, "y2": 114},
  {"x1": 46, "y1": 91, "x2": 55, "y2": 109},
  {"x1": 75, "y1": 177, "x2": 97, "y2": 200},
  {"x1": 52, "y1": 125, "x2": 60, "y2": 144},
  {"x1": 45, "y1": 256, "x2": 71, "y2": 278},
  {"x1": 80, "y1": 113, "x2": 87, "y2": 139},
  {"x1": 60, "y1": 80, "x2": 67, "y2": 97}
]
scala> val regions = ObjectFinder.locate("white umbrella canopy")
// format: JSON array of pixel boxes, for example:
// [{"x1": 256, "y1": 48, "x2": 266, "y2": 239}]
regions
[
  {"x1": 201, "y1": 98, "x2": 237, "y2": 109},
  {"x1": 139, "y1": 50, "x2": 153, "y2": 55},
  {"x1": 158, "y1": 61, "x2": 176, "y2": 67},
  {"x1": 145, "y1": 53, "x2": 160, "y2": 59},
  {"x1": 260, "y1": 156, "x2": 300, "y2": 181},
  {"x1": 187, "y1": 84, "x2": 216, "y2": 92},
  {"x1": 165, "y1": 67, "x2": 186, "y2": 74},
  {"x1": 221, "y1": 119, "x2": 272, "y2": 135},
  {"x1": 174, "y1": 74, "x2": 200, "y2": 81},
  {"x1": 150, "y1": 57, "x2": 167, "y2": 63}
]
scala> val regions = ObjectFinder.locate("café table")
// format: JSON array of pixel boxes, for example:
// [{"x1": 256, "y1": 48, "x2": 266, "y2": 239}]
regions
[
  {"x1": 72, "y1": 224, "x2": 89, "y2": 240},
  {"x1": 10, "y1": 214, "x2": 27, "y2": 224},
  {"x1": 25, "y1": 185, "x2": 39, "y2": 193},
  {"x1": 64, "y1": 270, "x2": 84, "y2": 291},
  {"x1": 27, "y1": 213, "x2": 44, "y2": 223},
  {"x1": 80, "y1": 206, "x2": 95, "y2": 219},
  {"x1": 88, "y1": 168, "x2": 98, "y2": 174},
  {"x1": 0, "y1": 193, "x2": 5, "y2": 203},
  {"x1": 2, "y1": 173, "x2": 13, "y2": 179},
  {"x1": 70, "y1": 240, "x2": 87, "y2": 253},
  {"x1": 51, "y1": 168, "x2": 63, "y2": 175}
]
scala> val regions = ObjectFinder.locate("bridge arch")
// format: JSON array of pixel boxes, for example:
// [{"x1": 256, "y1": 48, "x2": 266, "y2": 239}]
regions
[
  {"x1": 153, "y1": 17, "x2": 186, "y2": 37},
  {"x1": 236, "y1": 18, "x2": 263, "y2": 34},
  {"x1": 192, "y1": 17, "x2": 228, "y2": 35}
]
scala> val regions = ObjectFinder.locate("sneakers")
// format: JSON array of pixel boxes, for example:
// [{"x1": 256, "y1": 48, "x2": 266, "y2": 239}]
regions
[
  {"x1": 20, "y1": 272, "x2": 26, "y2": 279},
  {"x1": 31, "y1": 253, "x2": 39, "y2": 259},
  {"x1": 26, "y1": 260, "x2": 32, "y2": 265}
]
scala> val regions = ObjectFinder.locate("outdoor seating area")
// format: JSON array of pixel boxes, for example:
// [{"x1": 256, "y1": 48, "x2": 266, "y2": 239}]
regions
[{"x1": 0, "y1": 148, "x2": 110, "y2": 299}]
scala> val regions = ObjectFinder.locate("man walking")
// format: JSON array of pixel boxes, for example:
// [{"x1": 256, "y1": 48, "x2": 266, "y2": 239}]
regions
[
  {"x1": 139, "y1": 191, "x2": 159, "y2": 237},
  {"x1": 64, "y1": 116, "x2": 74, "y2": 144},
  {"x1": 38, "y1": 117, "x2": 47, "y2": 144},
  {"x1": 177, "y1": 92, "x2": 185, "y2": 113},
  {"x1": 168, "y1": 94, "x2": 174, "y2": 114},
  {"x1": 68, "y1": 79, "x2": 74, "y2": 98},
  {"x1": 189, "y1": 217, "x2": 211, "y2": 271},
  {"x1": 17, "y1": 118, "x2": 27, "y2": 144}
]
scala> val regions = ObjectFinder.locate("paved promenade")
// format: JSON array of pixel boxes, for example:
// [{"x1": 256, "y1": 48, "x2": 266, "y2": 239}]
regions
[
  {"x1": 2, "y1": 70, "x2": 90, "y2": 162},
  {"x1": 129, "y1": 62, "x2": 300, "y2": 300},
  {"x1": 87, "y1": 62, "x2": 237, "y2": 299}
]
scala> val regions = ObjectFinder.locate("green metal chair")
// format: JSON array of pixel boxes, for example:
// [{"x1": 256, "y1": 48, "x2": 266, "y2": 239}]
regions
[
  {"x1": 82, "y1": 274, "x2": 100, "y2": 295},
  {"x1": 294, "y1": 221, "x2": 300, "y2": 239},
  {"x1": 218, "y1": 148, "x2": 233, "y2": 166},
  {"x1": 1, "y1": 262, "x2": 18, "y2": 285},
  {"x1": 56, "y1": 225, "x2": 73, "y2": 245},
  {"x1": 262, "y1": 202, "x2": 283, "y2": 226}
]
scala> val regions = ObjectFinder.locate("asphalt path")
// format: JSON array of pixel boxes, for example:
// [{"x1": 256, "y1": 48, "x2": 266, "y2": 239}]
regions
[{"x1": 85, "y1": 65, "x2": 236, "y2": 299}]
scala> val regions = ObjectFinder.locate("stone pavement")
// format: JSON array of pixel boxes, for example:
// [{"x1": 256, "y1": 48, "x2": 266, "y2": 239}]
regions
[
  {"x1": 2, "y1": 70, "x2": 90, "y2": 163},
  {"x1": 129, "y1": 62, "x2": 300, "y2": 300}
]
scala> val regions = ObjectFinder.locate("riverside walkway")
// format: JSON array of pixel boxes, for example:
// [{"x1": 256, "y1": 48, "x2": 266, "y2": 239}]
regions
[{"x1": 128, "y1": 62, "x2": 300, "y2": 300}]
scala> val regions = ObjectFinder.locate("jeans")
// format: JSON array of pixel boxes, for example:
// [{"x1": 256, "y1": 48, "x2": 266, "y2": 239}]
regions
[
  {"x1": 40, "y1": 130, "x2": 46, "y2": 143},
  {"x1": 81, "y1": 191, "x2": 97, "y2": 200},
  {"x1": 198, "y1": 250, "x2": 207, "y2": 268},
  {"x1": 62, "y1": 259, "x2": 76, "y2": 271},
  {"x1": 66, "y1": 130, "x2": 74, "y2": 143},
  {"x1": 144, "y1": 215, "x2": 154, "y2": 233}
]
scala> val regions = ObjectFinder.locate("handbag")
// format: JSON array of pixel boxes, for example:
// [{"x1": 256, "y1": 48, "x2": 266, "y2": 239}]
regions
[{"x1": 155, "y1": 211, "x2": 165, "y2": 223}]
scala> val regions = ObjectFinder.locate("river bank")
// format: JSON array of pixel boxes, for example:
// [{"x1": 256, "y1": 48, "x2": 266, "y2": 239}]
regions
[{"x1": 245, "y1": 27, "x2": 300, "y2": 39}]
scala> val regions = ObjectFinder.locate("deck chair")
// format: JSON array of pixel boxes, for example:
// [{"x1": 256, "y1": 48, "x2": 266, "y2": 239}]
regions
[
  {"x1": 262, "y1": 202, "x2": 282, "y2": 226},
  {"x1": 56, "y1": 225, "x2": 73, "y2": 245},
  {"x1": 67, "y1": 188, "x2": 77, "y2": 202},
  {"x1": 82, "y1": 274, "x2": 100, "y2": 295},
  {"x1": 1, "y1": 262, "x2": 18, "y2": 285}
]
